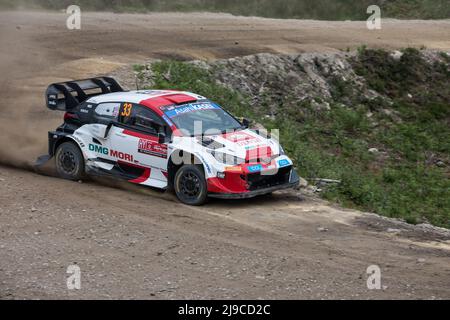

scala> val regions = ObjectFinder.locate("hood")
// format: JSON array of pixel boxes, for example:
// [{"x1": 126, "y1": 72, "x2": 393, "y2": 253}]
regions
[{"x1": 199, "y1": 129, "x2": 280, "y2": 162}]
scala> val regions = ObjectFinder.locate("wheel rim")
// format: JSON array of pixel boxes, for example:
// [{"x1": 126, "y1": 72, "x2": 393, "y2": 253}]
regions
[
  {"x1": 58, "y1": 150, "x2": 77, "y2": 174},
  {"x1": 179, "y1": 171, "x2": 201, "y2": 199}
]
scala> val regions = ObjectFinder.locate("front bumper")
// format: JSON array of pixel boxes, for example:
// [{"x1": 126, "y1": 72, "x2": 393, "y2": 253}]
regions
[{"x1": 208, "y1": 169, "x2": 300, "y2": 199}]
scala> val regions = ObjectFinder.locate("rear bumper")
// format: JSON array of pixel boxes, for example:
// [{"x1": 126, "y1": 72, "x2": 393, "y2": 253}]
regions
[{"x1": 208, "y1": 169, "x2": 299, "y2": 199}]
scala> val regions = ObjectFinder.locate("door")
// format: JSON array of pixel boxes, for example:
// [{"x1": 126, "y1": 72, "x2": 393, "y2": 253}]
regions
[{"x1": 107, "y1": 102, "x2": 170, "y2": 188}]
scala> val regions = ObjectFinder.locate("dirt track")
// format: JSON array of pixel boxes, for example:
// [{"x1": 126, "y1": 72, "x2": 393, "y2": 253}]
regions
[{"x1": 0, "y1": 11, "x2": 450, "y2": 299}]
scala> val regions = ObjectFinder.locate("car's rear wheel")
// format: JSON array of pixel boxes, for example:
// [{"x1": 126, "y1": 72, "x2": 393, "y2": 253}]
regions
[
  {"x1": 55, "y1": 142, "x2": 85, "y2": 181},
  {"x1": 174, "y1": 165, "x2": 207, "y2": 206}
]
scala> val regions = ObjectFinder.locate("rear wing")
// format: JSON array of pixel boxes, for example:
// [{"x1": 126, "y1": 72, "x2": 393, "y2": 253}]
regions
[{"x1": 46, "y1": 77, "x2": 124, "y2": 111}]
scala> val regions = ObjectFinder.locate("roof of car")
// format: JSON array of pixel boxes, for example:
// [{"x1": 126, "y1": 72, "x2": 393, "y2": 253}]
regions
[{"x1": 86, "y1": 90, "x2": 206, "y2": 114}]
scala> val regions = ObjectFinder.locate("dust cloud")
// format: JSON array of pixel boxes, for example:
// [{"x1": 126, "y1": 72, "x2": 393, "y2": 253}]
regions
[
  {"x1": 0, "y1": 12, "x2": 54, "y2": 169},
  {"x1": 0, "y1": 11, "x2": 120, "y2": 170}
]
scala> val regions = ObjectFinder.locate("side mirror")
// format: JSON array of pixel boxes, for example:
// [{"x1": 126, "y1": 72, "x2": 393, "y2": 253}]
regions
[
  {"x1": 241, "y1": 118, "x2": 251, "y2": 128},
  {"x1": 104, "y1": 121, "x2": 115, "y2": 138},
  {"x1": 158, "y1": 133, "x2": 166, "y2": 144}
]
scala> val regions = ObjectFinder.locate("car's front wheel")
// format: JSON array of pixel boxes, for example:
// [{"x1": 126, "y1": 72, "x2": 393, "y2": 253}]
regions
[
  {"x1": 55, "y1": 141, "x2": 85, "y2": 181},
  {"x1": 174, "y1": 165, "x2": 207, "y2": 206}
]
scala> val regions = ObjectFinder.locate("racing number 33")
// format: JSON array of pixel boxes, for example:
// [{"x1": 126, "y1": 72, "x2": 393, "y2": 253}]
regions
[{"x1": 121, "y1": 103, "x2": 132, "y2": 117}]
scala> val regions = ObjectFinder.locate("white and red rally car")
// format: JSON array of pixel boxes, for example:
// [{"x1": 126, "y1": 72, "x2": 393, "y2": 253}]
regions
[{"x1": 43, "y1": 77, "x2": 299, "y2": 205}]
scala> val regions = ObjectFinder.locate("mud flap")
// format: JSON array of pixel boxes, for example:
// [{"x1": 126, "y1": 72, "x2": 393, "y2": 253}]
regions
[
  {"x1": 33, "y1": 154, "x2": 57, "y2": 176},
  {"x1": 34, "y1": 154, "x2": 52, "y2": 167}
]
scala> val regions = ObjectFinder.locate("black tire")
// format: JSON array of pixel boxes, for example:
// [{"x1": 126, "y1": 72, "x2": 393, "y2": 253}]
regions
[
  {"x1": 55, "y1": 142, "x2": 85, "y2": 181},
  {"x1": 174, "y1": 164, "x2": 207, "y2": 206}
]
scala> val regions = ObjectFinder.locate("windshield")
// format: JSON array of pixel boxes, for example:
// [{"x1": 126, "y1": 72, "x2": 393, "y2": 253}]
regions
[{"x1": 161, "y1": 101, "x2": 242, "y2": 136}]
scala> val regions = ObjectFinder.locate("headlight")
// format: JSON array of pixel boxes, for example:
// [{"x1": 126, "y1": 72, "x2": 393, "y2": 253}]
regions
[
  {"x1": 269, "y1": 138, "x2": 285, "y2": 156},
  {"x1": 210, "y1": 151, "x2": 245, "y2": 165}
]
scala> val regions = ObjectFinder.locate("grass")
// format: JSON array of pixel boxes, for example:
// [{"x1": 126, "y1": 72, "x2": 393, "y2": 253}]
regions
[
  {"x1": 150, "y1": 61, "x2": 253, "y2": 118},
  {"x1": 136, "y1": 48, "x2": 450, "y2": 228},
  {"x1": 2, "y1": 0, "x2": 450, "y2": 20}
]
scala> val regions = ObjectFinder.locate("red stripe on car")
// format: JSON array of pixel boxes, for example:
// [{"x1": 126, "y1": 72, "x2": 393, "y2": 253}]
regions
[
  {"x1": 122, "y1": 129, "x2": 159, "y2": 141},
  {"x1": 129, "y1": 168, "x2": 151, "y2": 184},
  {"x1": 140, "y1": 93, "x2": 197, "y2": 115}
]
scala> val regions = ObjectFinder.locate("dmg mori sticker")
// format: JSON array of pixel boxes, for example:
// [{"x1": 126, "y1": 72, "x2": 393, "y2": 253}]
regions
[{"x1": 89, "y1": 144, "x2": 134, "y2": 162}]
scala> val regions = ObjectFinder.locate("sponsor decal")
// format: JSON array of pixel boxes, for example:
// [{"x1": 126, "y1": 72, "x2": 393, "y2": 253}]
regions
[
  {"x1": 110, "y1": 149, "x2": 134, "y2": 162},
  {"x1": 47, "y1": 94, "x2": 58, "y2": 106},
  {"x1": 89, "y1": 144, "x2": 134, "y2": 162},
  {"x1": 247, "y1": 164, "x2": 262, "y2": 173},
  {"x1": 72, "y1": 135, "x2": 85, "y2": 148},
  {"x1": 225, "y1": 166, "x2": 243, "y2": 173},
  {"x1": 138, "y1": 90, "x2": 172, "y2": 95},
  {"x1": 278, "y1": 159, "x2": 290, "y2": 167},
  {"x1": 162, "y1": 114, "x2": 174, "y2": 127},
  {"x1": 222, "y1": 131, "x2": 262, "y2": 147},
  {"x1": 121, "y1": 102, "x2": 132, "y2": 117},
  {"x1": 222, "y1": 131, "x2": 253, "y2": 142},
  {"x1": 138, "y1": 139, "x2": 167, "y2": 158},
  {"x1": 163, "y1": 102, "x2": 220, "y2": 118},
  {"x1": 89, "y1": 143, "x2": 108, "y2": 155},
  {"x1": 199, "y1": 155, "x2": 212, "y2": 174}
]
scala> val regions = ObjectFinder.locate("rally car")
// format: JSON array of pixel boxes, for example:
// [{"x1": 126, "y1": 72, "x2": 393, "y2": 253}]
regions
[{"x1": 42, "y1": 77, "x2": 299, "y2": 205}]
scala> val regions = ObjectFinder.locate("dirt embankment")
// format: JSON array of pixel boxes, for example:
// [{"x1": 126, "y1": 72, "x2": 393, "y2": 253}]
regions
[{"x1": 0, "y1": 11, "x2": 450, "y2": 299}]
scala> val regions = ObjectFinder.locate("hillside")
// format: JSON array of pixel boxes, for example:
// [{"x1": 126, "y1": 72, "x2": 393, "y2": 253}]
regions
[{"x1": 131, "y1": 48, "x2": 450, "y2": 227}]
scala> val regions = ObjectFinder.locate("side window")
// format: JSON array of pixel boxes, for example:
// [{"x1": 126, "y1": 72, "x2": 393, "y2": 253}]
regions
[
  {"x1": 119, "y1": 103, "x2": 165, "y2": 135},
  {"x1": 94, "y1": 102, "x2": 120, "y2": 123}
]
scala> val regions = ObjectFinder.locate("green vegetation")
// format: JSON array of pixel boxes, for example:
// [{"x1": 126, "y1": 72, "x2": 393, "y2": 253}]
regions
[
  {"x1": 136, "y1": 48, "x2": 450, "y2": 228},
  {"x1": 2, "y1": 0, "x2": 449, "y2": 20},
  {"x1": 149, "y1": 62, "x2": 252, "y2": 118}
]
